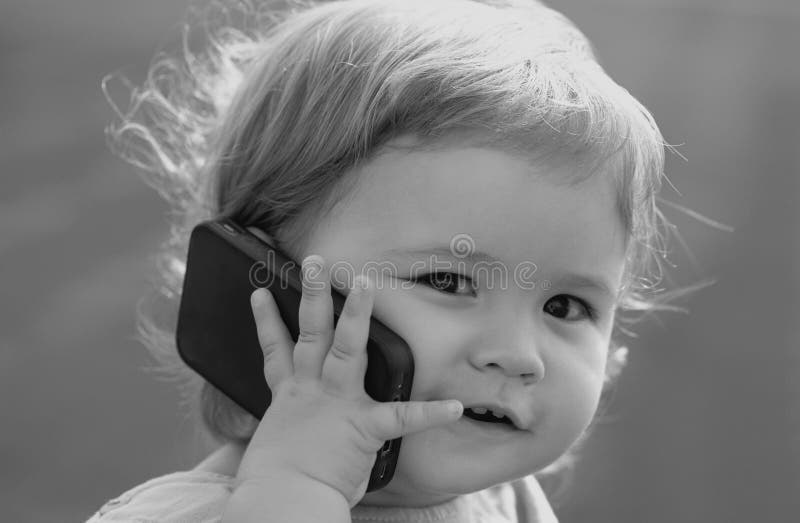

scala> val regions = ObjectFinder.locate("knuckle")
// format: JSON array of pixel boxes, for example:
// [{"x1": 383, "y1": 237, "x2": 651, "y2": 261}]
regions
[
  {"x1": 392, "y1": 404, "x2": 410, "y2": 431},
  {"x1": 418, "y1": 403, "x2": 435, "y2": 424},
  {"x1": 260, "y1": 337, "x2": 283, "y2": 357},
  {"x1": 261, "y1": 351, "x2": 275, "y2": 375},
  {"x1": 296, "y1": 329, "x2": 321, "y2": 345},
  {"x1": 328, "y1": 339, "x2": 352, "y2": 362},
  {"x1": 353, "y1": 418, "x2": 383, "y2": 452}
]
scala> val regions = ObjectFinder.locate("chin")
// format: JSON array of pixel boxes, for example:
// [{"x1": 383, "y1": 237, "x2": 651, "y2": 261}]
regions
[
  {"x1": 388, "y1": 431, "x2": 537, "y2": 498},
  {"x1": 402, "y1": 458, "x2": 509, "y2": 495}
]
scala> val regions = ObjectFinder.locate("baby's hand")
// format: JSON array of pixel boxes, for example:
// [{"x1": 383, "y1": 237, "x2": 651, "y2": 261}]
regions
[{"x1": 235, "y1": 255, "x2": 463, "y2": 509}]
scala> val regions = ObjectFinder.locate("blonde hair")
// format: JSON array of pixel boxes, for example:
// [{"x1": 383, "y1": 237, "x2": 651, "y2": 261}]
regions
[{"x1": 103, "y1": 0, "x2": 687, "y2": 507}]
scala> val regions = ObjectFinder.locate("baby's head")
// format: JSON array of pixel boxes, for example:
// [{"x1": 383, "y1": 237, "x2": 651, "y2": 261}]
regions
[{"x1": 108, "y1": 0, "x2": 674, "y2": 506}]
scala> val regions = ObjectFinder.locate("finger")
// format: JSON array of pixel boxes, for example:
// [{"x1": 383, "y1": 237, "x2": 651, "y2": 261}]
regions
[
  {"x1": 369, "y1": 400, "x2": 464, "y2": 442},
  {"x1": 251, "y1": 288, "x2": 294, "y2": 389},
  {"x1": 321, "y1": 275, "x2": 374, "y2": 398},
  {"x1": 293, "y1": 255, "x2": 334, "y2": 379}
]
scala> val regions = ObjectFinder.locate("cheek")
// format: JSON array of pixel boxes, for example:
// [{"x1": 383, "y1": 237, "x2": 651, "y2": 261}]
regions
[
  {"x1": 538, "y1": 333, "x2": 608, "y2": 434},
  {"x1": 548, "y1": 354, "x2": 607, "y2": 439},
  {"x1": 370, "y1": 293, "x2": 474, "y2": 398},
  {"x1": 407, "y1": 330, "x2": 469, "y2": 401}
]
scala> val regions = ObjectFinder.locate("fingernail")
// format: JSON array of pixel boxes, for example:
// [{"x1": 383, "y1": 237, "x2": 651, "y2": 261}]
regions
[
  {"x1": 251, "y1": 288, "x2": 265, "y2": 307},
  {"x1": 354, "y1": 275, "x2": 370, "y2": 293},
  {"x1": 445, "y1": 401, "x2": 463, "y2": 417},
  {"x1": 303, "y1": 256, "x2": 324, "y2": 279}
]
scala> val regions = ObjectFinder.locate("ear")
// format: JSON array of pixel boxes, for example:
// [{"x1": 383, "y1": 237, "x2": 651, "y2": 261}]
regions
[
  {"x1": 246, "y1": 226, "x2": 276, "y2": 248},
  {"x1": 604, "y1": 344, "x2": 628, "y2": 386}
]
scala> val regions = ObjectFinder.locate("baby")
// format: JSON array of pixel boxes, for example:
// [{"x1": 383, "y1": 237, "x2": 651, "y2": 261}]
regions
[{"x1": 91, "y1": 0, "x2": 678, "y2": 521}]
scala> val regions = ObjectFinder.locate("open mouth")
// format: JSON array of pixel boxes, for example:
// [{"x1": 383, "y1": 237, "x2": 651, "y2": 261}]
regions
[{"x1": 462, "y1": 407, "x2": 515, "y2": 427}]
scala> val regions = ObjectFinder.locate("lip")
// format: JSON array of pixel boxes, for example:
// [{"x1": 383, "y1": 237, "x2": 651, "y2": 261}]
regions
[
  {"x1": 459, "y1": 414, "x2": 519, "y2": 435},
  {"x1": 459, "y1": 402, "x2": 531, "y2": 431}
]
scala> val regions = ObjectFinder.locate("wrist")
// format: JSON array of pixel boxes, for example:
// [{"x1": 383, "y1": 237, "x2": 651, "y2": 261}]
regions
[{"x1": 224, "y1": 474, "x2": 350, "y2": 523}]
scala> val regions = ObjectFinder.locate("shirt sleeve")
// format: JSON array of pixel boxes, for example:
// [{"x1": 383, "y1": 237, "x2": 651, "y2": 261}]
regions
[{"x1": 85, "y1": 471, "x2": 236, "y2": 523}]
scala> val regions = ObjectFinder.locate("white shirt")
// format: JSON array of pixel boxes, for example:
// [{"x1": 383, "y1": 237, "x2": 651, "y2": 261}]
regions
[{"x1": 87, "y1": 469, "x2": 559, "y2": 522}]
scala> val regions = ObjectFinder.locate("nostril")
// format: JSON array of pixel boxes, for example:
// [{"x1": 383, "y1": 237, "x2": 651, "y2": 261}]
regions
[{"x1": 521, "y1": 369, "x2": 542, "y2": 385}]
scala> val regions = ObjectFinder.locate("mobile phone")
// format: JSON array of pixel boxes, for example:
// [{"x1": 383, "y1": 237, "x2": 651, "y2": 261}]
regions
[{"x1": 175, "y1": 219, "x2": 414, "y2": 491}]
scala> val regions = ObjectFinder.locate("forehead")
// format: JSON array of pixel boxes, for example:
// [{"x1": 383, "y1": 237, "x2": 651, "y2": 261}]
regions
[{"x1": 309, "y1": 141, "x2": 626, "y2": 284}]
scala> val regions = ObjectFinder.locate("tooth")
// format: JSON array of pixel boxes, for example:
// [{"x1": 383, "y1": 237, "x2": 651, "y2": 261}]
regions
[
  {"x1": 491, "y1": 410, "x2": 504, "y2": 418},
  {"x1": 471, "y1": 407, "x2": 487, "y2": 414}
]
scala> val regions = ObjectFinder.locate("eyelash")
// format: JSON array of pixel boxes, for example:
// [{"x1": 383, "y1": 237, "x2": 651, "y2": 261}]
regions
[
  {"x1": 545, "y1": 295, "x2": 597, "y2": 322},
  {"x1": 414, "y1": 271, "x2": 476, "y2": 296},
  {"x1": 412, "y1": 271, "x2": 597, "y2": 322}
]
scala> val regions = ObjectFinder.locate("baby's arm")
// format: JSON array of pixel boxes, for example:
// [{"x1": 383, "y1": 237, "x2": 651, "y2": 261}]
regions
[{"x1": 222, "y1": 257, "x2": 462, "y2": 521}]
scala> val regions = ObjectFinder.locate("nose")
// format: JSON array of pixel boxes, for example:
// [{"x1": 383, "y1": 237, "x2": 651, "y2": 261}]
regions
[{"x1": 470, "y1": 317, "x2": 546, "y2": 385}]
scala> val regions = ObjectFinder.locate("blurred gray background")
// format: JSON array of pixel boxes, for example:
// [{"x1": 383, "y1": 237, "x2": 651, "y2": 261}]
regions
[{"x1": 1, "y1": 0, "x2": 798, "y2": 521}]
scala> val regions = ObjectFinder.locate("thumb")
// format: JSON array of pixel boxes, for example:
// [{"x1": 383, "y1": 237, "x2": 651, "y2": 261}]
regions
[{"x1": 370, "y1": 400, "x2": 463, "y2": 441}]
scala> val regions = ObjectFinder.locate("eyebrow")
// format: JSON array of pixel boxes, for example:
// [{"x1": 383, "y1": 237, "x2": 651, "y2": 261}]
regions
[
  {"x1": 552, "y1": 274, "x2": 618, "y2": 300},
  {"x1": 379, "y1": 246, "x2": 502, "y2": 264},
  {"x1": 380, "y1": 246, "x2": 617, "y2": 298}
]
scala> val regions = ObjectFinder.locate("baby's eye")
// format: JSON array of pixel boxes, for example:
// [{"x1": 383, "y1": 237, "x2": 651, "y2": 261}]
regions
[
  {"x1": 543, "y1": 295, "x2": 596, "y2": 322},
  {"x1": 414, "y1": 271, "x2": 476, "y2": 296}
]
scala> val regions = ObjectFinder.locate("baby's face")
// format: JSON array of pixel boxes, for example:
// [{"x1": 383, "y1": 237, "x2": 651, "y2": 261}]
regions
[{"x1": 280, "y1": 136, "x2": 626, "y2": 507}]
